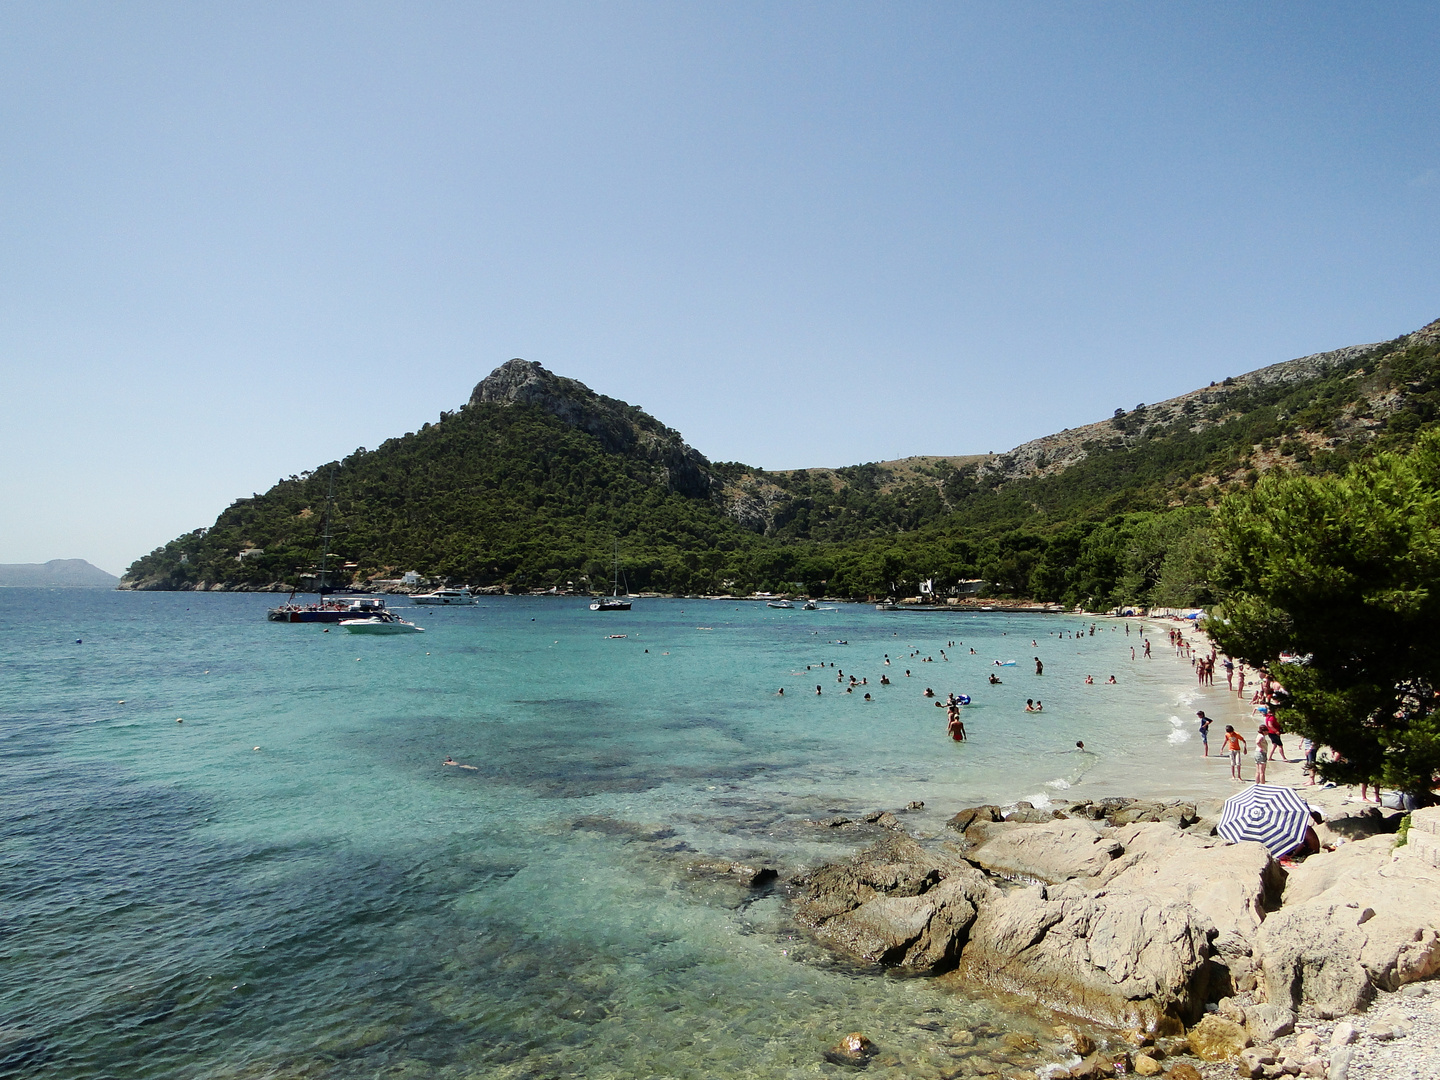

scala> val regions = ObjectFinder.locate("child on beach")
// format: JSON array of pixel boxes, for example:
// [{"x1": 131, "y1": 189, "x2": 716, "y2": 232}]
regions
[
  {"x1": 1197, "y1": 711, "x2": 1212, "y2": 756},
  {"x1": 1222, "y1": 725, "x2": 1247, "y2": 780}
]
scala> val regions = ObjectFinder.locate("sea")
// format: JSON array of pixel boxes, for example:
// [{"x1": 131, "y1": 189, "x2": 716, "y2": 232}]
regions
[{"x1": 0, "y1": 590, "x2": 1243, "y2": 1080}]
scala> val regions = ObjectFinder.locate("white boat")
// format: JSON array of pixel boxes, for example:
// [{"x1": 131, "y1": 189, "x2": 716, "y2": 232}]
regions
[
  {"x1": 411, "y1": 587, "x2": 477, "y2": 605},
  {"x1": 342, "y1": 613, "x2": 425, "y2": 634},
  {"x1": 803, "y1": 599, "x2": 818, "y2": 610},
  {"x1": 766, "y1": 599, "x2": 793, "y2": 609}
]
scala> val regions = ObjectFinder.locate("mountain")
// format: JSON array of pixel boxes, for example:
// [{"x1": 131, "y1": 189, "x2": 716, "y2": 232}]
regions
[
  {"x1": 121, "y1": 318, "x2": 1440, "y2": 604},
  {"x1": 0, "y1": 559, "x2": 120, "y2": 588}
]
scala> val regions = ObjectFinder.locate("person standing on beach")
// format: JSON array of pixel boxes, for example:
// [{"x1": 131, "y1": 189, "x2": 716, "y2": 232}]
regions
[
  {"x1": 1197, "y1": 711, "x2": 1212, "y2": 756},
  {"x1": 1262, "y1": 709, "x2": 1289, "y2": 762},
  {"x1": 1222, "y1": 725, "x2": 1247, "y2": 780},
  {"x1": 1223, "y1": 657, "x2": 1234, "y2": 689},
  {"x1": 1143, "y1": 639, "x2": 1152, "y2": 659},
  {"x1": 1253, "y1": 725, "x2": 1270, "y2": 783}
]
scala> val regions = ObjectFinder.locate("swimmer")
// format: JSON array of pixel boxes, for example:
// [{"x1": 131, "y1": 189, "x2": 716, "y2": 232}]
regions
[
  {"x1": 863, "y1": 692, "x2": 872, "y2": 701},
  {"x1": 1026, "y1": 699, "x2": 1036, "y2": 712},
  {"x1": 988, "y1": 673, "x2": 1001, "y2": 685},
  {"x1": 1085, "y1": 675, "x2": 1094, "y2": 684},
  {"x1": 1076, "y1": 741, "x2": 1085, "y2": 751},
  {"x1": 1107, "y1": 675, "x2": 1117, "y2": 684},
  {"x1": 880, "y1": 674, "x2": 890, "y2": 685},
  {"x1": 777, "y1": 688, "x2": 784, "y2": 695},
  {"x1": 443, "y1": 757, "x2": 457, "y2": 766},
  {"x1": 816, "y1": 685, "x2": 822, "y2": 695},
  {"x1": 1034, "y1": 700, "x2": 1043, "y2": 712},
  {"x1": 924, "y1": 687, "x2": 935, "y2": 698}
]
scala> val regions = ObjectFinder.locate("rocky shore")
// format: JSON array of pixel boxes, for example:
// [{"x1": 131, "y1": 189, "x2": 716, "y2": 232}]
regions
[{"x1": 777, "y1": 794, "x2": 1440, "y2": 1078}]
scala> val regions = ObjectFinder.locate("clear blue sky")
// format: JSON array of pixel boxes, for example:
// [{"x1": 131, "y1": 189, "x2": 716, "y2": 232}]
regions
[{"x1": 3, "y1": 3, "x2": 1438, "y2": 575}]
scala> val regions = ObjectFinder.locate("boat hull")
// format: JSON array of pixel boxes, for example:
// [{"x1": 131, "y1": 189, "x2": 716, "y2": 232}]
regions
[
  {"x1": 589, "y1": 600, "x2": 632, "y2": 611},
  {"x1": 342, "y1": 618, "x2": 424, "y2": 634}
]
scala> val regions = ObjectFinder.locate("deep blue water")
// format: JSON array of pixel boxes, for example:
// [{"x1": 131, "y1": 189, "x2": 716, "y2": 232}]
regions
[{"x1": 0, "y1": 590, "x2": 1231, "y2": 1079}]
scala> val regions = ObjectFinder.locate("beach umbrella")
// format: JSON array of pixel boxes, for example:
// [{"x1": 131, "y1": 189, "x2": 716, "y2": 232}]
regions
[{"x1": 1217, "y1": 784, "x2": 1312, "y2": 857}]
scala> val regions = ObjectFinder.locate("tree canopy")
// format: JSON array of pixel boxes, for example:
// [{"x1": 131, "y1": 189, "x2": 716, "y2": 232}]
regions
[{"x1": 1207, "y1": 430, "x2": 1440, "y2": 796}]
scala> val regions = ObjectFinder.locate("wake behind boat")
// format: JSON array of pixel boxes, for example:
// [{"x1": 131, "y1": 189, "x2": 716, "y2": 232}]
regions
[{"x1": 342, "y1": 611, "x2": 424, "y2": 634}]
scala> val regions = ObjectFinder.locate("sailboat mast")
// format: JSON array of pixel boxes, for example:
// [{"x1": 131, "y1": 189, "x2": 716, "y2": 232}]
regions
[{"x1": 317, "y1": 467, "x2": 336, "y2": 595}]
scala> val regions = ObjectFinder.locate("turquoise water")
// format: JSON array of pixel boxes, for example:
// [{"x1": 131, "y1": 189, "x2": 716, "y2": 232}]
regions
[{"x1": 1, "y1": 591, "x2": 1234, "y2": 1079}]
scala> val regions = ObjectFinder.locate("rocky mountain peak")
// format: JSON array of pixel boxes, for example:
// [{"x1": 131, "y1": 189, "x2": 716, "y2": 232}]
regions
[{"x1": 468, "y1": 359, "x2": 715, "y2": 498}]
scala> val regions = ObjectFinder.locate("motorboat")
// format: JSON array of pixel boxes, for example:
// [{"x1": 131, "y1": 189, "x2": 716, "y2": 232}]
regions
[
  {"x1": 342, "y1": 611, "x2": 425, "y2": 634},
  {"x1": 268, "y1": 597, "x2": 389, "y2": 623},
  {"x1": 411, "y1": 587, "x2": 477, "y2": 605},
  {"x1": 766, "y1": 599, "x2": 794, "y2": 609},
  {"x1": 803, "y1": 599, "x2": 818, "y2": 610}
]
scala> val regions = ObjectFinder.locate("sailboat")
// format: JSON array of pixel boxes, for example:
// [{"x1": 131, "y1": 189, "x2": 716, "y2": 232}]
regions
[{"x1": 590, "y1": 542, "x2": 632, "y2": 611}]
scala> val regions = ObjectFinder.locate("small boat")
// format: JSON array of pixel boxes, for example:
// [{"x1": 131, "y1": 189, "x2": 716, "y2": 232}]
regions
[
  {"x1": 875, "y1": 601, "x2": 899, "y2": 611},
  {"x1": 411, "y1": 587, "x2": 477, "y2": 605},
  {"x1": 342, "y1": 612, "x2": 424, "y2": 634},
  {"x1": 767, "y1": 599, "x2": 794, "y2": 609},
  {"x1": 803, "y1": 599, "x2": 818, "y2": 610}
]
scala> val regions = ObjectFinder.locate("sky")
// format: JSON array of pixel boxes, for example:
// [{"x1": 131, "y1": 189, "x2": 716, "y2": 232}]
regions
[{"x1": 3, "y1": 3, "x2": 1439, "y2": 576}]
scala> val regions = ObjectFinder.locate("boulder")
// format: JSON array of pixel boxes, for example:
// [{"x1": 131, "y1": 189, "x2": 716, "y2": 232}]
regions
[
  {"x1": 962, "y1": 819, "x2": 1123, "y2": 884},
  {"x1": 947, "y1": 804, "x2": 1004, "y2": 833},
  {"x1": 1245, "y1": 1003, "x2": 1296, "y2": 1043},
  {"x1": 793, "y1": 834, "x2": 998, "y2": 971},
  {"x1": 1187, "y1": 1014, "x2": 1250, "y2": 1061},
  {"x1": 954, "y1": 881, "x2": 1211, "y2": 1033},
  {"x1": 1258, "y1": 833, "x2": 1440, "y2": 1014},
  {"x1": 1165, "y1": 1065, "x2": 1203, "y2": 1080}
]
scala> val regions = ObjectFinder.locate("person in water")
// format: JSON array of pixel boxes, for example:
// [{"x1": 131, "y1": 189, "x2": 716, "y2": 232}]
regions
[
  {"x1": 923, "y1": 687, "x2": 935, "y2": 698},
  {"x1": 1107, "y1": 675, "x2": 1117, "y2": 684},
  {"x1": 1034, "y1": 657, "x2": 1043, "y2": 675},
  {"x1": 815, "y1": 685, "x2": 822, "y2": 695},
  {"x1": 1197, "y1": 711, "x2": 1212, "y2": 756},
  {"x1": 1034, "y1": 700, "x2": 1043, "y2": 712},
  {"x1": 1025, "y1": 699, "x2": 1036, "y2": 712},
  {"x1": 988, "y1": 673, "x2": 1001, "y2": 685}
]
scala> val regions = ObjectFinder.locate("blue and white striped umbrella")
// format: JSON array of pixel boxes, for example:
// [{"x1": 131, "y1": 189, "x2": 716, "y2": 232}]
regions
[{"x1": 1217, "y1": 784, "x2": 1312, "y2": 857}]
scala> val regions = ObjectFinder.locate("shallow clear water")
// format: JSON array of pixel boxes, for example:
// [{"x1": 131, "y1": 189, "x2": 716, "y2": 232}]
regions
[{"x1": 0, "y1": 591, "x2": 1236, "y2": 1079}]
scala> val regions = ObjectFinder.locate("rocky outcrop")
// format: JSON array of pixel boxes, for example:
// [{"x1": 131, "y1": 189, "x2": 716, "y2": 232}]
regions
[
  {"x1": 961, "y1": 819, "x2": 1124, "y2": 883},
  {"x1": 1259, "y1": 807, "x2": 1440, "y2": 1017},
  {"x1": 955, "y1": 880, "x2": 1212, "y2": 1033},
  {"x1": 792, "y1": 833, "x2": 997, "y2": 971},
  {"x1": 469, "y1": 359, "x2": 716, "y2": 498}
]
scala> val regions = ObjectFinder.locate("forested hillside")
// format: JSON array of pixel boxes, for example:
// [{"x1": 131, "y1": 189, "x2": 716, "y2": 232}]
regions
[{"x1": 123, "y1": 319, "x2": 1440, "y2": 607}]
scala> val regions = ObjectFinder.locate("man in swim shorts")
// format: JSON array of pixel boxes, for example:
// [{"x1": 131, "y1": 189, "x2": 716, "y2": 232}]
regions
[{"x1": 1222, "y1": 725, "x2": 1247, "y2": 780}]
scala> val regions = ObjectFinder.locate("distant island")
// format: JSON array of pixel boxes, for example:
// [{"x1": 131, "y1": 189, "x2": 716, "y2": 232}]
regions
[
  {"x1": 0, "y1": 559, "x2": 120, "y2": 588},
  {"x1": 121, "y1": 318, "x2": 1440, "y2": 605}
]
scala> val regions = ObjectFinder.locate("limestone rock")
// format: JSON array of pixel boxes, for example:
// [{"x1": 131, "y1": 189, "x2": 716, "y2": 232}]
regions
[
  {"x1": 1132, "y1": 1051, "x2": 1162, "y2": 1075},
  {"x1": 1236, "y1": 1046, "x2": 1277, "y2": 1078},
  {"x1": 1399, "y1": 805, "x2": 1440, "y2": 867},
  {"x1": 793, "y1": 834, "x2": 997, "y2": 971},
  {"x1": 961, "y1": 819, "x2": 1123, "y2": 884},
  {"x1": 947, "y1": 804, "x2": 1003, "y2": 833},
  {"x1": 1187, "y1": 1014, "x2": 1250, "y2": 1061},
  {"x1": 1246, "y1": 1003, "x2": 1296, "y2": 1043},
  {"x1": 1067, "y1": 1053, "x2": 1116, "y2": 1079},
  {"x1": 1327, "y1": 1045, "x2": 1353, "y2": 1080},
  {"x1": 824, "y1": 1032, "x2": 876, "y2": 1066},
  {"x1": 1165, "y1": 1064, "x2": 1202, "y2": 1080},
  {"x1": 955, "y1": 881, "x2": 1211, "y2": 1032},
  {"x1": 1259, "y1": 842, "x2": 1440, "y2": 1014},
  {"x1": 1053, "y1": 1024, "x2": 1095, "y2": 1057},
  {"x1": 1328, "y1": 1021, "x2": 1357, "y2": 1046}
]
